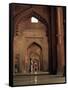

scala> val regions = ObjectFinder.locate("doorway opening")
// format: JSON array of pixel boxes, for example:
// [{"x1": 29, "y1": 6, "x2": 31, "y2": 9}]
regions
[{"x1": 27, "y1": 42, "x2": 42, "y2": 73}]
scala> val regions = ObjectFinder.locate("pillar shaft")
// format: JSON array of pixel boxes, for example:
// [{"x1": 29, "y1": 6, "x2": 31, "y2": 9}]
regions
[
  {"x1": 56, "y1": 7, "x2": 65, "y2": 74},
  {"x1": 49, "y1": 7, "x2": 57, "y2": 74}
]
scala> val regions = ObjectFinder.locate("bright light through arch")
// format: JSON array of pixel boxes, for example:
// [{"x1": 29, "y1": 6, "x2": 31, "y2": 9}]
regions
[{"x1": 31, "y1": 17, "x2": 38, "y2": 23}]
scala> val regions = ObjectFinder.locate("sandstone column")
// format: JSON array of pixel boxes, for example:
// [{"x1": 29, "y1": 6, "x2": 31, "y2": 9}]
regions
[{"x1": 56, "y1": 7, "x2": 65, "y2": 74}]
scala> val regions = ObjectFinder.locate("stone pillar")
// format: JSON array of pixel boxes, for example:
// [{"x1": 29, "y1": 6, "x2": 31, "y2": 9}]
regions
[
  {"x1": 56, "y1": 7, "x2": 65, "y2": 74},
  {"x1": 48, "y1": 7, "x2": 57, "y2": 74}
]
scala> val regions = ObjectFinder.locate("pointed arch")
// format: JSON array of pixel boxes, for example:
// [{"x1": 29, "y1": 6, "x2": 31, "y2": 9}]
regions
[
  {"x1": 27, "y1": 42, "x2": 43, "y2": 72},
  {"x1": 15, "y1": 8, "x2": 49, "y2": 30},
  {"x1": 27, "y1": 42, "x2": 42, "y2": 50}
]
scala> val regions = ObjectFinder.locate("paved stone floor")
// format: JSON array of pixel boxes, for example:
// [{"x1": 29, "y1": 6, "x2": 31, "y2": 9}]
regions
[{"x1": 13, "y1": 73, "x2": 66, "y2": 86}]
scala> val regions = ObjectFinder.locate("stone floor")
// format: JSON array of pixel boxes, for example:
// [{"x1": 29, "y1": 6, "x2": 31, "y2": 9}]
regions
[{"x1": 13, "y1": 72, "x2": 66, "y2": 86}]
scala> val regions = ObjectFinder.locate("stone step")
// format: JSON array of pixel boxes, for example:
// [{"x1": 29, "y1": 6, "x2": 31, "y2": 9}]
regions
[{"x1": 13, "y1": 74, "x2": 65, "y2": 86}]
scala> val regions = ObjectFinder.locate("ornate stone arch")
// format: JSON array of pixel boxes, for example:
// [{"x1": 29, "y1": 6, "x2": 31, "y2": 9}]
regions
[
  {"x1": 27, "y1": 42, "x2": 43, "y2": 72},
  {"x1": 14, "y1": 9, "x2": 49, "y2": 36},
  {"x1": 14, "y1": 8, "x2": 49, "y2": 72}
]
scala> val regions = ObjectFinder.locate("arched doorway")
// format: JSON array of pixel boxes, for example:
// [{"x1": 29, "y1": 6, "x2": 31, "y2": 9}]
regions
[
  {"x1": 27, "y1": 42, "x2": 42, "y2": 73},
  {"x1": 14, "y1": 10, "x2": 49, "y2": 73}
]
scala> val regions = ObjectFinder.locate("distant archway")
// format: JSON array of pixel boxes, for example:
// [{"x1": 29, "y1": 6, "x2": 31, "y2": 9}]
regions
[{"x1": 27, "y1": 42, "x2": 43, "y2": 72}]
